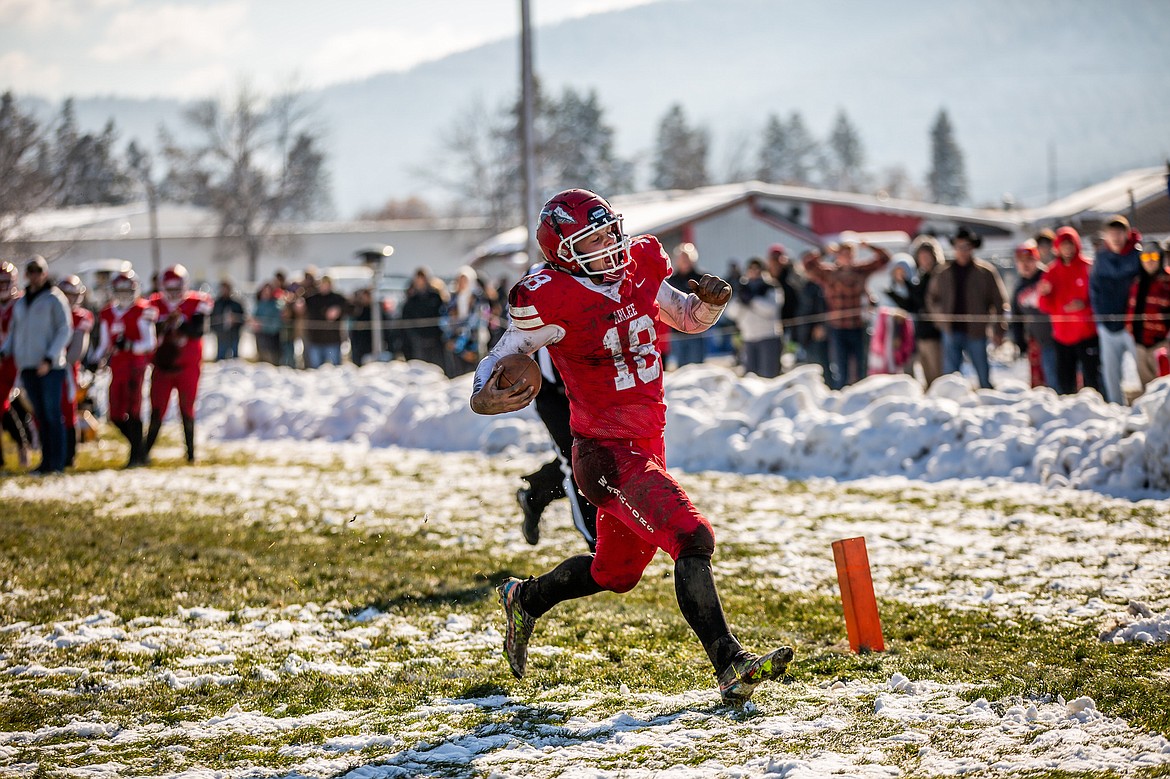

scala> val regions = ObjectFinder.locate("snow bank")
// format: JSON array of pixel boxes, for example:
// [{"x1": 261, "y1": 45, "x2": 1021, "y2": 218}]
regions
[
  {"x1": 1101, "y1": 601, "x2": 1170, "y2": 645},
  {"x1": 196, "y1": 361, "x2": 1170, "y2": 495}
]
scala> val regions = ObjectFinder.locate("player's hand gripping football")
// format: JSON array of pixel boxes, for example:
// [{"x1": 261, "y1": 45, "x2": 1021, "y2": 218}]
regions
[
  {"x1": 688, "y1": 274, "x2": 732, "y2": 306},
  {"x1": 469, "y1": 363, "x2": 537, "y2": 415}
]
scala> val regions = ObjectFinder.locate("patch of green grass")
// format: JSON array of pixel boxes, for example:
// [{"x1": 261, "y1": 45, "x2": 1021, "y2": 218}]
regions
[{"x1": 3, "y1": 449, "x2": 1169, "y2": 777}]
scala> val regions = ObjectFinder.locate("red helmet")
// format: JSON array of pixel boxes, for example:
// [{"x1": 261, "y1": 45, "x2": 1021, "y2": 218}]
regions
[
  {"x1": 161, "y1": 264, "x2": 188, "y2": 303},
  {"x1": 58, "y1": 274, "x2": 86, "y2": 299},
  {"x1": 111, "y1": 270, "x2": 139, "y2": 304},
  {"x1": 0, "y1": 261, "x2": 15, "y2": 298},
  {"x1": 535, "y1": 189, "x2": 631, "y2": 281},
  {"x1": 161, "y1": 264, "x2": 189, "y2": 289}
]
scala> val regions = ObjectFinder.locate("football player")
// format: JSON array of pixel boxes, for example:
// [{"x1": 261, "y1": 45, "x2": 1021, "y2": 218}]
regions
[
  {"x1": 470, "y1": 189, "x2": 793, "y2": 704},
  {"x1": 57, "y1": 275, "x2": 94, "y2": 467},
  {"x1": 143, "y1": 264, "x2": 212, "y2": 463},
  {"x1": 96, "y1": 270, "x2": 156, "y2": 467},
  {"x1": 0, "y1": 261, "x2": 37, "y2": 469}
]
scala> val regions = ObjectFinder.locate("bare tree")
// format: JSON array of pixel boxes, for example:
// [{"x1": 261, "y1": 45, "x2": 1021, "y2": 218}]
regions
[
  {"x1": 0, "y1": 91, "x2": 55, "y2": 243},
  {"x1": 161, "y1": 85, "x2": 329, "y2": 281},
  {"x1": 418, "y1": 85, "x2": 633, "y2": 233},
  {"x1": 359, "y1": 196, "x2": 436, "y2": 221}
]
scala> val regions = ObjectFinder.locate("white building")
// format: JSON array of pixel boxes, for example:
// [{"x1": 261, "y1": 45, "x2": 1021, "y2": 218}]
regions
[{"x1": 7, "y1": 202, "x2": 495, "y2": 295}]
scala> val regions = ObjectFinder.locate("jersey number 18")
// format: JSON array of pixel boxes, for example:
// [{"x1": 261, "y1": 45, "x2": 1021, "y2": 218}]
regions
[{"x1": 602, "y1": 314, "x2": 660, "y2": 391}]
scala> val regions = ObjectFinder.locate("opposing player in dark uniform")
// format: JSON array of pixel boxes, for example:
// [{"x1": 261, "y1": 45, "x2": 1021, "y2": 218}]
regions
[
  {"x1": 517, "y1": 342, "x2": 599, "y2": 551},
  {"x1": 144, "y1": 264, "x2": 212, "y2": 464},
  {"x1": 470, "y1": 189, "x2": 792, "y2": 704},
  {"x1": 97, "y1": 270, "x2": 157, "y2": 467}
]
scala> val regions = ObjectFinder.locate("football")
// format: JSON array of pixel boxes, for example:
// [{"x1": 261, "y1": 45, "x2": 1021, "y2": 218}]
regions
[{"x1": 496, "y1": 353, "x2": 542, "y2": 394}]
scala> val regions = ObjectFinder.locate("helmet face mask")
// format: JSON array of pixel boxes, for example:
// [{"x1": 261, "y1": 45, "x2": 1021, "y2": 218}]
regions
[
  {"x1": 58, "y1": 275, "x2": 85, "y2": 307},
  {"x1": 111, "y1": 271, "x2": 139, "y2": 307},
  {"x1": 537, "y1": 189, "x2": 631, "y2": 283},
  {"x1": 160, "y1": 264, "x2": 189, "y2": 305},
  {"x1": 0, "y1": 262, "x2": 15, "y2": 299}
]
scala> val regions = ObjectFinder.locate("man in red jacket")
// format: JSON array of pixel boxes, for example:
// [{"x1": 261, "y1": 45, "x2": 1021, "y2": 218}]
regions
[
  {"x1": 1037, "y1": 227, "x2": 1101, "y2": 395},
  {"x1": 1127, "y1": 240, "x2": 1170, "y2": 391}
]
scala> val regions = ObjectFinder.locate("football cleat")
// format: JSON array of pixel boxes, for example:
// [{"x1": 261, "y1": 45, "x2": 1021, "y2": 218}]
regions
[
  {"x1": 517, "y1": 487, "x2": 541, "y2": 545},
  {"x1": 717, "y1": 646, "x2": 794, "y2": 705},
  {"x1": 497, "y1": 577, "x2": 537, "y2": 680}
]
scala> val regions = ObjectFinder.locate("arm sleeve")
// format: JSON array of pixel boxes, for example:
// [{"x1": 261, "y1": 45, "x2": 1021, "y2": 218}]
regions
[
  {"x1": 46, "y1": 294, "x2": 74, "y2": 363},
  {"x1": 655, "y1": 281, "x2": 726, "y2": 333},
  {"x1": 66, "y1": 328, "x2": 89, "y2": 365},
  {"x1": 471, "y1": 324, "x2": 563, "y2": 394},
  {"x1": 133, "y1": 308, "x2": 158, "y2": 355},
  {"x1": 857, "y1": 247, "x2": 892, "y2": 276},
  {"x1": 96, "y1": 319, "x2": 112, "y2": 359},
  {"x1": 802, "y1": 256, "x2": 828, "y2": 285}
]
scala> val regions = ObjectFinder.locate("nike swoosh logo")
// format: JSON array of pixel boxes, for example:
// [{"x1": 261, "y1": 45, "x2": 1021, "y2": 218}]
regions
[{"x1": 634, "y1": 280, "x2": 645, "y2": 288}]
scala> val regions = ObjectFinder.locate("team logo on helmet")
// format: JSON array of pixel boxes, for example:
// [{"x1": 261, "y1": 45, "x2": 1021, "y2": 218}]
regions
[{"x1": 541, "y1": 204, "x2": 577, "y2": 225}]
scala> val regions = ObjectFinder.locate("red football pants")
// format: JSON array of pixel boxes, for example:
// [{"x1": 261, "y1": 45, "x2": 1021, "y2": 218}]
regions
[
  {"x1": 109, "y1": 354, "x2": 148, "y2": 423},
  {"x1": 572, "y1": 436, "x2": 716, "y2": 593},
  {"x1": 150, "y1": 363, "x2": 201, "y2": 419},
  {"x1": 0, "y1": 356, "x2": 15, "y2": 415},
  {"x1": 60, "y1": 363, "x2": 79, "y2": 427}
]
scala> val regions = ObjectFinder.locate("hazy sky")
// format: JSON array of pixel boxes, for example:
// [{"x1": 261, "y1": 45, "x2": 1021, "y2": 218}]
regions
[{"x1": 0, "y1": 0, "x2": 662, "y2": 99}]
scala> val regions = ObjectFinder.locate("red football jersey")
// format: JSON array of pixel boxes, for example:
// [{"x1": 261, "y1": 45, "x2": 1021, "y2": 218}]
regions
[
  {"x1": 149, "y1": 290, "x2": 213, "y2": 366},
  {"x1": 72, "y1": 307, "x2": 95, "y2": 336},
  {"x1": 509, "y1": 235, "x2": 672, "y2": 440},
  {"x1": 99, "y1": 300, "x2": 157, "y2": 361},
  {"x1": 0, "y1": 296, "x2": 17, "y2": 344}
]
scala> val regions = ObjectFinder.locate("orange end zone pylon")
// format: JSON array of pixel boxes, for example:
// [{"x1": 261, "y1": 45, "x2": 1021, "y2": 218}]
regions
[{"x1": 832, "y1": 536, "x2": 885, "y2": 653}]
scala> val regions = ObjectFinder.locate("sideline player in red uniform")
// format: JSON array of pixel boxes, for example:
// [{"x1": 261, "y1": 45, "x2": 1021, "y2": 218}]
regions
[
  {"x1": 470, "y1": 189, "x2": 793, "y2": 704},
  {"x1": 58, "y1": 275, "x2": 94, "y2": 467},
  {"x1": 143, "y1": 264, "x2": 212, "y2": 463},
  {"x1": 0, "y1": 261, "x2": 37, "y2": 469},
  {"x1": 97, "y1": 270, "x2": 157, "y2": 467}
]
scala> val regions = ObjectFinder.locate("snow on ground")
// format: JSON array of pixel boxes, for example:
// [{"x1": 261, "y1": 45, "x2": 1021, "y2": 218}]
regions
[
  {"x1": 3, "y1": 361, "x2": 1170, "y2": 777},
  {"x1": 194, "y1": 360, "x2": 1170, "y2": 497}
]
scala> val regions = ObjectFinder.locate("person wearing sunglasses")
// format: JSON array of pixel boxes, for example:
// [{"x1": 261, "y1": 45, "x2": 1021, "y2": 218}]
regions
[{"x1": 1126, "y1": 241, "x2": 1170, "y2": 391}]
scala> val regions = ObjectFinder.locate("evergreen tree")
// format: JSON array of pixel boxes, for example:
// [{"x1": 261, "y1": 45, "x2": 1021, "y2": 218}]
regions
[
  {"x1": 826, "y1": 109, "x2": 866, "y2": 192},
  {"x1": 651, "y1": 103, "x2": 709, "y2": 191},
  {"x1": 423, "y1": 85, "x2": 632, "y2": 231},
  {"x1": 927, "y1": 108, "x2": 968, "y2": 205},
  {"x1": 756, "y1": 113, "x2": 788, "y2": 184},
  {"x1": 545, "y1": 87, "x2": 633, "y2": 197},
  {"x1": 53, "y1": 99, "x2": 133, "y2": 207},
  {"x1": 784, "y1": 112, "x2": 820, "y2": 187}
]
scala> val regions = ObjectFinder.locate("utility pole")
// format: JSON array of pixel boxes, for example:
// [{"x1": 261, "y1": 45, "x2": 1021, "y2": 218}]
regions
[
  {"x1": 357, "y1": 244, "x2": 394, "y2": 362},
  {"x1": 1047, "y1": 139, "x2": 1057, "y2": 203},
  {"x1": 519, "y1": 0, "x2": 539, "y2": 265}
]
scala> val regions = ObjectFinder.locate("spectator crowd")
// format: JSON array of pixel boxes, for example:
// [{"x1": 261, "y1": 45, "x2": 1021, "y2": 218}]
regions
[
  {"x1": 1, "y1": 215, "x2": 1168, "y2": 474},
  {"x1": 708, "y1": 217, "x2": 1169, "y2": 402}
]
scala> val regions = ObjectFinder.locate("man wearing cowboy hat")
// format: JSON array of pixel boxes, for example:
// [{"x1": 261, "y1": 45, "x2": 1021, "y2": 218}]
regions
[{"x1": 925, "y1": 227, "x2": 1008, "y2": 389}]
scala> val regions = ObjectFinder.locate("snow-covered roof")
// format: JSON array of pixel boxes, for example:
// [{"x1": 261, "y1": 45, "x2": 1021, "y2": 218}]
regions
[
  {"x1": 13, "y1": 202, "x2": 491, "y2": 242},
  {"x1": 1021, "y1": 167, "x2": 1168, "y2": 224},
  {"x1": 472, "y1": 181, "x2": 1027, "y2": 260}
]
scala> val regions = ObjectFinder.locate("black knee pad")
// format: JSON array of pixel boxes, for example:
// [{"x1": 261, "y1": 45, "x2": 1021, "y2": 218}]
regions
[{"x1": 676, "y1": 521, "x2": 716, "y2": 561}]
